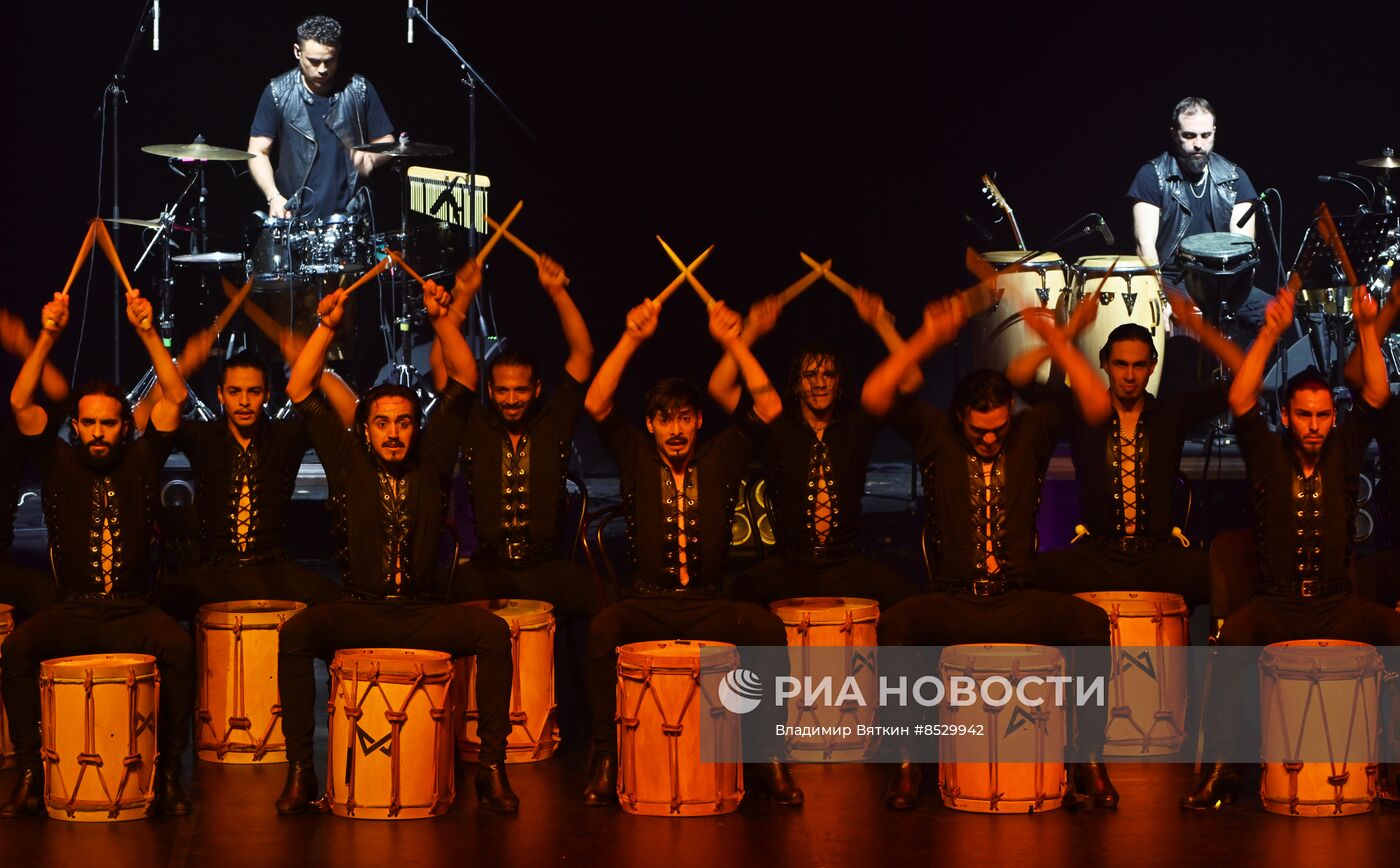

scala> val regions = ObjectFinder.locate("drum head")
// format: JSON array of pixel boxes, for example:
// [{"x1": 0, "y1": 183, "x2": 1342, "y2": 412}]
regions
[
  {"x1": 1074, "y1": 591, "x2": 1188, "y2": 617},
  {"x1": 469, "y1": 598, "x2": 554, "y2": 628},
  {"x1": 40, "y1": 653, "x2": 157, "y2": 679},
  {"x1": 770, "y1": 597, "x2": 880, "y2": 624},
  {"x1": 197, "y1": 599, "x2": 307, "y2": 626},
  {"x1": 1075, "y1": 255, "x2": 1152, "y2": 274},
  {"x1": 1260, "y1": 639, "x2": 1382, "y2": 677},
  {"x1": 940, "y1": 643, "x2": 1064, "y2": 672},
  {"x1": 981, "y1": 250, "x2": 1064, "y2": 269},
  {"x1": 1179, "y1": 232, "x2": 1257, "y2": 268},
  {"x1": 332, "y1": 647, "x2": 454, "y2": 678},
  {"x1": 617, "y1": 639, "x2": 738, "y2": 671}
]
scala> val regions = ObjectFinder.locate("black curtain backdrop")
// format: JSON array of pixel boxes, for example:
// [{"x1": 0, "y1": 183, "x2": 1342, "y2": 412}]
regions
[{"x1": 2, "y1": 1, "x2": 1396, "y2": 429}]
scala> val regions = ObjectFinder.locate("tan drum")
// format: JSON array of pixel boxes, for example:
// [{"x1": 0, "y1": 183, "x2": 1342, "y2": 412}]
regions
[
  {"x1": 1070, "y1": 255, "x2": 1167, "y2": 394},
  {"x1": 327, "y1": 648, "x2": 455, "y2": 820},
  {"x1": 195, "y1": 600, "x2": 305, "y2": 763},
  {"x1": 938, "y1": 643, "x2": 1067, "y2": 813},
  {"x1": 40, "y1": 653, "x2": 158, "y2": 821},
  {"x1": 1074, "y1": 591, "x2": 1189, "y2": 755},
  {"x1": 455, "y1": 599, "x2": 559, "y2": 763},
  {"x1": 616, "y1": 640, "x2": 744, "y2": 816},
  {"x1": 770, "y1": 597, "x2": 879, "y2": 761},
  {"x1": 1259, "y1": 639, "x2": 1382, "y2": 817},
  {"x1": 1, "y1": 604, "x2": 13, "y2": 768},
  {"x1": 971, "y1": 251, "x2": 1069, "y2": 384}
]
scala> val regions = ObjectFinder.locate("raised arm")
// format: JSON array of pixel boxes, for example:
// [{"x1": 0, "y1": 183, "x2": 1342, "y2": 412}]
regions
[
  {"x1": 9, "y1": 294, "x2": 67, "y2": 436},
  {"x1": 1024, "y1": 311, "x2": 1111, "y2": 425},
  {"x1": 1345, "y1": 278, "x2": 1400, "y2": 389},
  {"x1": 709, "y1": 301, "x2": 781, "y2": 423},
  {"x1": 1351, "y1": 285, "x2": 1390, "y2": 410},
  {"x1": 862, "y1": 296, "x2": 970, "y2": 417},
  {"x1": 0, "y1": 308, "x2": 68, "y2": 405},
  {"x1": 430, "y1": 258, "x2": 484, "y2": 394},
  {"x1": 707, "y1": 296, "x2": 781, "y2": 414},
  {"x1": 127, "y1": 289, "x2": 187, "y2": 432},
  {"x1": 537, "y1": 255, "x2": 593, "y2": 383},
  {"x1": 287, "y1": 289, "x2": 347, "y2": 404},
  {"x1": 585, "y1": 299, "x2": 659, "y2": 422},
  {"x1": 1006, "y1": 289, "x2": 1101, "y2": 387},
  {"x1": 1164, "y1": 286, "x2": 1245, "y2": 373},
  {"x1": 851, "y1": 288, "x2": 922, "y2": 394},
  {"x1": 1229, "y1": 288, "x2": 1295, "y2": 417},
  {"x1": 423, "y1": 279, "x2": 477, "y2": 390}
]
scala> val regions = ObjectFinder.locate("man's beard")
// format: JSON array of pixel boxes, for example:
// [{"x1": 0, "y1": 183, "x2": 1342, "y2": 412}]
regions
[
  {"x1": 78, "y1": 439, "x2": 127, "y2": 471},
  {"x1": 1179, "y1": 150, "x2": 1208, "y2": 176}
]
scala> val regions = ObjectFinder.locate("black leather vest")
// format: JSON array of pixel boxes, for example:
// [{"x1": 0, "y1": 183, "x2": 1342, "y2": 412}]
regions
[
  {"x1": 1148, "y1": 150, "x2": 1245, "y2": 266},
  {"x1": 267, "y1": 68, "x2": 369, "y2": 202}
]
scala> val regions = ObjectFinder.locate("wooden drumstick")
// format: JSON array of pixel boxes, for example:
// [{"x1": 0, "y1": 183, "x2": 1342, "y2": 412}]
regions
[
  {"x1": 484, "y1": 217, "x2": 573, "y2": 287},
  {"x1": 798, "y1": 251, "x2": 859, "y2": 299},
  {"x1": 91, "y1": 219, "x2": 135, "y2": 295},
  {"x1": 385, "y1": 249, "x2": 429, "y2": 287},
  {"x1": 475, "y1": 200, "x2": 524, "y2": 265},
  {"x1": 964, "y1": 247, "x2": 997, "y2": 283},
  {"x1": 657, "y1": 235, "x2": 717, "y2": 308},
  {"x1": 341, "y1": 255, "x2": 392, "y2": 297},
  {"x1": 651, "y1": 245, "x2": 714, "y2": 306},
  {"x1": 210, "y1": 278, "x2": 253, "y2": 335},
  {"x1": 1314, "y1": 203, "x2": 1359, "y2": 288},
  {"x1": 775, "y1": 260, "x2": 828, "y2": 307},
  {"x1": 60, "y1": 222, "x2": 98, "y2": 297}
]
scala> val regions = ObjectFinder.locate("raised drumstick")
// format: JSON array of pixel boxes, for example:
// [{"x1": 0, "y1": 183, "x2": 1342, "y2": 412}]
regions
[
  {"x1": 475, "y1": 200, "x2": 524, "y2": 265},
  {"x1": 775, "y1": 259, "x2": 829, "y2": 307},
  {"x1": 211, "y1": 279, "x2": 253, "y2": 334},
  {"x1": 797, "y1": 251, "x2": 858, "y2": 299},
  {"x1": 484, "y1": 217, "x2": 573, "y2": 287},
  {"x1": 656, "y1": 235, "x2": 717, "y2": 307},
  {"x1": 651, "y1": 245, "x2": 714, "y2": 306},
  {"x1": 385, "y1": 249, "x2": 429, "y2": 287},
  {"x1": 341, "y1": 255, "x2": 392, "y2": 297},
  {"x1": 91, "y1": 219, "x2": 135, "y2": 294},
  {"x1": 61, "y1": 222, "x2": 98, "y2": 297}
]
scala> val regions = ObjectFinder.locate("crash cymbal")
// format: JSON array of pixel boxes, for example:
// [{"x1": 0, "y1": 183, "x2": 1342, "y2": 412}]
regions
[
  {"x1": 1358, "y1": 149, "x2": 1399, "y2": 170},
  {"x1": 172, "y1": 251, "x2": 245, "y2": 266},
  {"x1": 353, "y1": 139, "x2": 454, "y2": 158},
  {"x1": 103, "y1": 217, "x2": 197, "y2": 233},
  {"x1": 142, "y1": 141, "x2": 255, "y2": 161}
]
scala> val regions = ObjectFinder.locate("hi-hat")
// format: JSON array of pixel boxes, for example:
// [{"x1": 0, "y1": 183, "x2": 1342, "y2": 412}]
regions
[
  {"x1": 354, "y1": 140, "x2": 454, "y2": 159},
  {"x1": 1358, "y1": 149, "x2": 1399, "y2": 170},
  {"x1": 142, "y1": 141, "x2": 255, "y2": 161},
  {"x1": 104, "y1": 217, "x2": 197, "y2": 232}
]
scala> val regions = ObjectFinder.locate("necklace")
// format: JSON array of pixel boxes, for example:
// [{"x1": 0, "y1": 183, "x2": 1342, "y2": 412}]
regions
[{"x1": 1189, "y1": 163, "x2": 1210, "y2": 199}]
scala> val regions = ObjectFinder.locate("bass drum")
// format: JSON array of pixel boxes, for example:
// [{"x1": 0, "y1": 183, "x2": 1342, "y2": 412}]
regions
[
  {"x1": 1070, "y1": 256, "x2": 1168, "y2": 395},
  {"x1": 970, "y1": 251, "x2": 1069, "y2": 384}
]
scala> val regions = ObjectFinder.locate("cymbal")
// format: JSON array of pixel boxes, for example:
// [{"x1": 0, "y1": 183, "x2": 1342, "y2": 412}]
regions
[
  {"x1": 173, "y1": 251, "x2": 245, "y2": 266},
  {"x1": 1358, "y1": 155, "x2": 1400, "y2": 170},
  {"x1": 141, "y1": 142, "x2": 255, "y2": 161},
  {"x1": 104, "y1": 217, "x2": 196, "y2": 233},
  {"x1": 353, "y1": 140, "x2": 454, "y2": 158}
]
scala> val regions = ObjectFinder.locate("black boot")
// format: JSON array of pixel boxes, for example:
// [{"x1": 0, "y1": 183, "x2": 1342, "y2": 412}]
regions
[
  {"x1": 884, "y1": 762, "x2": 922, "y2": 811},
  {"x1": 1180, "y1": 762, "x2": 1239, "y2": 811},
  {"x1": 581, "y1": 752, "x2": 618, "y2": 806},
  {"x1": 0, "y1": 768, "x2": 43, "y2": 818},
  {"x1": 275, "y1": 761, "x2": 320, "y2": 815},
  {"x1": 1071, "y1": 755, "x2": 1119, "y2": 809},
  {"x1": 746, "y1": 760, "x2": 804, "y2": 807},
  {"x1": 475, "y1": 762, "x2": 519, "y2": 813},
  {"x1": 151, "y1": 758, "x2": 192, "y2": 817}
]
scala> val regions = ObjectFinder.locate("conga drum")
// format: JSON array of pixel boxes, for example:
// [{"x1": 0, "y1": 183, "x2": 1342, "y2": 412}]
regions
[
  {"x1": 971, "y1": 251, "x2": 1070, "y2": 384},
  {"x1": 0, "y1": 604, "x2": 14, "y2": 768},
  {"x1": 40, "y1": 653, "x2": 158, "y2": 821},
  {"x1": 1070, "y1": 255, "x2": 1168, "y2": 394},
  {"x1": 455, "y1": 599, "x2": 559, "y2": 763},
  {"x1": 770, "y1": 597, "x2": 879, "y2": 761},
  {"x1": 1258, "y1": 639, "x2": 1382, "y2": 817},
  {"x1": 195, "y1": 600, "x2": 306, "y2": 763},
  {"x1": 1178, "y1": 231, "x2": 1258, "y2": 314},
  {"x1": 938, "y1": 644, "x2": 1067, "y2": 813},
  {"x1": 326, "y1": 648, "x2": 455, "y2": 820},
  {"x1": 616, "y1": 640, "x2": 744, "y2": 816},
  {"x1": 1074, "y1": 591, "x2": 1189, "y2": 755}
]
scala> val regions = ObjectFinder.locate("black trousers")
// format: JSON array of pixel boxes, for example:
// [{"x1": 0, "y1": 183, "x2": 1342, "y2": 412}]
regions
[
  {"x1": 449, "y1": 556, "x2": 600, "y2": 621},
  {"x1": 0, "y1": 560, "x2": 58, "y2": 620},
  {"x1": 1204, "y1": 591, "x2": 1400, "y2": 755},
  {"x1": 1, "y1": 598, "x2": 194, "y2": 770},
  {"x1": 277, "y1": 598, "x2": 513, "y2": 765},
  {"x1": 585, "y1": 595, "x2": 789, "y2": 758},
  {"x1": 740, "y1": 553, "x2": 916, "y2": 609},
  {"x1": 157, "y1": 558, "x2": 342, "y2": 621},
  {"x1": 878, "y1": 588, "x2": 1112, "y2": 757},
  {"x1": 1034, "y1": 539, "x2": 1211, "y2": 609},
  {"x1": 1354, "y1": 548, "x2": 1400, "y2": 609}
]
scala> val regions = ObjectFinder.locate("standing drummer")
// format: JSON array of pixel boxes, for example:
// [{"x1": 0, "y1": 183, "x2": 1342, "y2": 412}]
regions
[{"x1": 247, "y1": 15, "x2": 395, "y2": 220}]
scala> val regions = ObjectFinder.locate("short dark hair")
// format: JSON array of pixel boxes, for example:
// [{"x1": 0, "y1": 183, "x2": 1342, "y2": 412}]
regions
[
  {"x1": 643, "y1": 378, "x2": 702, "y2": 420},
  {"x1": 952, "y1": 369, "x2": 1014, "y2": 416},
  {"x1": 71, "y1": 381, "x2": 135, "y2": 443},
  {"x1": 487, "y1": 351, "x2": 540, "y2": 386},
  {"x1": 354, "y1": 384, "x2": 422, "y2": 444},
  {"x1": 296, "y1": 15, "x2": 342, "y2": 47},
  {"x1": 787, "y1": 343, "x2": 845, "y2": 400},
  {"x1": 1099, "y1": 324, "x2": 1158, "y2": 365},
  {"x1": 1282, "y1": 367, "x2": 1331, "y2": 408},
  {"x1": 1171, "y1": 97, "x2": 1216, "y2": 128},
  {"x1": 219, "y1": 350, "x2": 270, "y2": 387}
]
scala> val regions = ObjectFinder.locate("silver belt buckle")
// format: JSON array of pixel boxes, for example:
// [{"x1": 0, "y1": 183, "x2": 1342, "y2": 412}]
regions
[
  {"x1": 505, "y1": 540, "x2": 524, "y2": 560},
  {"x1": 1299, "y1": 579, "x2": 1317, "y2": 598},
  {"x1": 972, "y1": 579, "x2": 995, "y2": 597}
]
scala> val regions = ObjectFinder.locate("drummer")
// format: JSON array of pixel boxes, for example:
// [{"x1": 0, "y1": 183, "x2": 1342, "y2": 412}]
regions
[
  {"x1": 1128, "y1": 97, "x2": 1271, "y2": 329},
  {"x1": 247, "y1": 15, "x2": 395, "y2": 220}
]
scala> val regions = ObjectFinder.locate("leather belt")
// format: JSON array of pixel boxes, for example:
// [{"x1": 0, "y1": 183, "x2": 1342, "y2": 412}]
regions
[
  {"x1": 477, "y1": 539, "x2": 553, "y2": 564},
  {"x1": 781, "y1": 542, "x2": 859, "y2": 562},
  {"x1": 1098, "y1": 536, "x2": 1165, "y2": 553},
  {"x1": 205, "y1": 549, "x2": 287, "y2": 567},
  {"x1": 1261, "y1": 578, "x2": 1351, "y2": 599},
  {"x1": 935, "y1": 577, "x2": 1015, "y2": 597}
]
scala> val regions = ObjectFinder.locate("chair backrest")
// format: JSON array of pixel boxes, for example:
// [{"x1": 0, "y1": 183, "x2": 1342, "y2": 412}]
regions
[
  {"x1": 1208, "y1": 527, "x2": 1258, "y2": 628},
  {"x1": 564, "y1": 473, "x2": 589, "y2": 562},
  {"x1": 582, "y1": 503, "x2": 628, "y2": 604},
  {"x1": 1175, "y1": 471, "x2": 1195, "y2": 537}
]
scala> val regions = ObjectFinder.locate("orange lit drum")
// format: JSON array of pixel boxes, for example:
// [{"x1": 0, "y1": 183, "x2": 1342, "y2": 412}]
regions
[
  {"x1": 938, "y1": 643, "x2": 1067, "y2": 814},
  {"x1": 1071, "y1": 255, "x2": 1167, "y2": 394},
  {"x1": 1, "y1": 604, "x2": 13, "y2": 768},
  {"x1": 1259, "y1": 639, "x2": 1382, "y2": 817},
  {"x1": 616, "y1": 640, "x2": 744, "y2": 816},
  {"x1": 195, "y1": 599, "x2": 305, "y2": 763},
  {"x1": 770, "y1": 597, "x2": 878, "y2": 761},
  {"x1": 971, "y1": 251, "x2": 1069, "y2": 384},
  {"x1": 1074, "y1": 591, "x2": 1189, "y2": 755},
  {"x1": 327, "y1": 648, "x2": 455, "y2": 820},
  {"x1": 40, "y1": 653, "x2": 158, "y2": 821},
  {"x1": 455, "y1": 599, "x2": 559, "y2": 763}
]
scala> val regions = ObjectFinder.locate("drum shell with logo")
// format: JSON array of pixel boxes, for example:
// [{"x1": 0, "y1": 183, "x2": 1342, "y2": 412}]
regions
[
  {"x1": 971, "y1": 251, "x2": 1069, "y2": 384},
  {"x1": 938, "y1": 643, "x2": 1067, "y2": 813},
  {"x1": 1178, "y1": 231, "x2": 1258, "y2": 313},
  {"x1": 770, "y1": 597, "x2": 879, "y2": 761},
  {"x1": 1259, "y1": 639, "x2": 1382, "y2": 817},
  {"x1": 0, "y1": 604, "x2": 13, "y2": 768},
  {"x1": 455, "y1": 599, "x2": 558, "y2": 763},
  {"x1": 195, "y1": 600, "x2": 305, "y2": 764},
  {"x1": 40, "y1": 653, "x2": 159, "y2": 822},
  {"x1": 1071, "y1": 256, "x2": 1167, "y2": 395},
  {"x1": 302, "y1": 213, "x2": 370, "y2": 276},
  {"x1": 1074, "y1": 591, "x2": 1189, "y2": 755},
  {"x1": 616, "y1": 640, "x2": 744, "y2": 817},
  {"x1": 327, "y1": 648, "x2": 455, "y2": 820}
]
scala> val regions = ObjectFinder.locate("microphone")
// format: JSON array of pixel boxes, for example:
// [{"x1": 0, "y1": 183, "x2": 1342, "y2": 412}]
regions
[
  {"x1": 284, "y1": 190, "x2": 303, "y2": 215},
  {"x1": 1317, "y1": 174, "x2": 1372, "y2": 210},
  {"x1": 407, "y1": 1, "x2": 416, "y2": 43},
  {"x1": 1096, "y1": 215, "x2": 1115, "y2": 246},
  {"x1": 1235, "y1": 189, "x2": 1270, "y2": 228},
  {"x1": 346, "y1": 187, "x2": 368, "y2": 217},
  {"x1": 960, "y1": 212, "x2": 993, "y2": 243},
  {"x1": 153, "y1": 0, "x2": 160, "y2": 51}
]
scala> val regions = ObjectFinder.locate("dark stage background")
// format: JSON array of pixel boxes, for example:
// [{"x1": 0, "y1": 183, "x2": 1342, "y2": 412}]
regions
[{"x1": 2, "y1": 1, "x2": 1395, "y2": 427}]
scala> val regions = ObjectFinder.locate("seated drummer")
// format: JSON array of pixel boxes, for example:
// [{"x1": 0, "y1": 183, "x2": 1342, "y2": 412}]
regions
[
  {"x1": 2, "y1": 291, "x2": 194, "y2": 817},
  {"x1": 1015, "y1": 290, "x2": 1243, "y2": 610},
  {"x1": 433, "y1": 256, "x2": 599, "y2": 621},
  {"x1": 580, "y1": 297, "x2": 802, "y2": 808},
  {"x1": 865, "y1": 297, "x2": 1119, "y2": 811},
  {"x1": 1183, "y1": 286, "x2": 1400, "y2": 810},
  {"x1": 706, "y1": 289, "x2": 921, "y2": 608},
  {"x1": 274, "y1": 281, "x2": 519, "y2": 814}
]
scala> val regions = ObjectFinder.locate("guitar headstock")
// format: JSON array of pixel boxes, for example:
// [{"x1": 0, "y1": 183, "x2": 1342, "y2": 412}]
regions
[{"x1": 981, "y1": 174, "x2": 1013, "y2": 216}]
